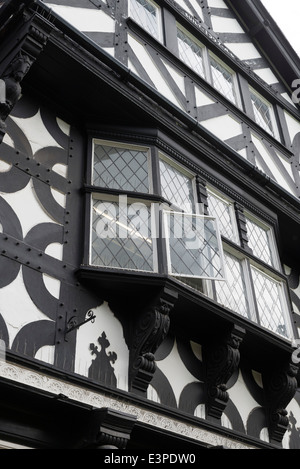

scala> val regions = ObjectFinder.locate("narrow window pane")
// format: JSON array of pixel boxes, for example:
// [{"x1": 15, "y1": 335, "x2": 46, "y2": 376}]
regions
[
  {"x1": 160, "y1": 158, "x2": 195, "y2": 212},
  {"x1": 250, "y1": 92, "x2": 274, "y2": 136},
  {"x1": 251, "y1": 267, "x2": 289, "y2": 338},
  {"x1": 165, "y1": 212, "x2": 225, "y2": 280},
  {"x1": 177, "y1": 28, "x2": 205, "y2": 78},
  {"x1": 215, "y1": 252, "x2": 249, "y2": 318},
  {"x1": 91, "y1": 199, "x2": 154, "y2": 272},
  {"x1": 93, "y1": 142, "x2": 149, "y2": 193},
  {"x1": 246, "y1": 217, "x2": 274, "y2": 266},
  {"x1": 130, "y1": 0, "x2": 160, "y2": 40},
  {"x1": 210, "y1": 57, "x2": 236, "y2": 104},
  {"x1": 207, "y1": 191, "x2": 238, "y2": 243}
]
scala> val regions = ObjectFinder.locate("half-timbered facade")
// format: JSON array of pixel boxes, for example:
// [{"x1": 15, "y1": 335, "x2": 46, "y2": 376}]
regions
[{"x1": 0, "y1": 0, "x2": 300, "y2": 450}]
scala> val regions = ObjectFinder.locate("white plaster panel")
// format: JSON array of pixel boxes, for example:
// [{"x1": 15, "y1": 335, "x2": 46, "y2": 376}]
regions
[
  {"x1": 211, "y1": 16, "x2": 244, "y2": 33},
  {"x1": 188, "y1": 0, "x2": 204, "y2": 21},
  {"x1": 201, "y1": 114, "x2": 242, "y2": 141},
  {"x1": 174, "y1": 0, "x2": 193, "y2": 16},
  {"x1": 227, "y1": 370, "x2": 262, "y2": 430},
  {"x1": 50, "y1": 187, "x2": 67, "y2": 208},
  {"x1": 224, "y1": 43, "x2": 262, "y2": 60},
  {"x1": 52, "y1": 163, "x2": 68, "y2": 178},
  {"x1": 0, "y1": 180, "x2": 60, "y2": 237},
  {"x1": 34, "y1": 345, "x2": 55, "y2": 365},
  {"x1": 45, "y1": 5, "x2": 115, "y2": 33},
  {"x1": 42, "y1": 274, "x2": 61, "y2": 299},
  {"x1": 207, "y1": 0, "x2": 228, "y2": 8},
  {"x1": 128, "y1": 35, "x2": 184, "y2": 109},
  {"x1": 252, "y1": 134, "x2": 297, "y2": 196},
  {"x1": 10, "y1": 111, "x2": 63, "y2": 155},
  {"x1": 2, "y1": 133, "x2": 14, "y2": 148},
  {"x1": 162, "y1": 60, "x2": 186, "y2": 96},
  {"x1": 284, "y1": 111, "x2": 300, "y2": 143},
  {"x1": 44, "y1": 242, "x2": 63, "y2": 261},
  {"x1": 75, "y1": 302, "x2": 129, "y2": 391},
  {"x1": 0, "y1": 160, "x2": 12, "y2": 172},
  {"x1": 253, "y1": 68, "x2": 278, "y2": 85},
  {"x1": 156, "y1": 339, "x2": 202, "y2": 406},
  {"x1": 195, "y1": 87, "x2": 215, "y2": 107},
  {"x1": 56, "y1": 118, "x2": 70, "y2": 136},
  {"x1": 282, "y1": 398, "x2": 300, "y2": 449},
  {"x1": 0, "y1": 269, "x2": 54, "y2": 347}
]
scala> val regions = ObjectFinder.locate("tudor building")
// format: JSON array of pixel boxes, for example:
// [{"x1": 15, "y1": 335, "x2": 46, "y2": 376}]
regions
[{"x1": 0, "y1": 0, "x2": 300, "y2": 450}]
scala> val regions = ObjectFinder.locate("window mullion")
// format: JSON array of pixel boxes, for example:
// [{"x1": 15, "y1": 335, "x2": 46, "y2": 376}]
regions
[{"x1": 243, "y1": 258, "x2": 260, "y2": 325}]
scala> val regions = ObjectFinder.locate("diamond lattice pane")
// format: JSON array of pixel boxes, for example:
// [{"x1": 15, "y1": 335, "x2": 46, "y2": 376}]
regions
[
  {"x1": 250, "y1": 92, "x2": 274, "y2": 136},
  {"x1": 130, "y1": 0, "x2": 160, "y2": 39},
  {"x1": 165, "y1": 212, "x2": 225, "y2": 280},
  {"x1": 215, "y1": 252, "x2": 249, "y2": 318},
  {"x1": 207, "y1": 192, "x2": 238, "y2": 242},
  {"x1": 160, "y1": 158, "x2": 195, "y2": 212},
  {"x1": 210, "y1": 58, "x2": 236, "y2": 104},
  {"x1": 91, "y1": 199, "x2": 154, "y2": 272},
  {"x1": 177, "y1": 28, "x2": 205, "y2": 78},
  {"x1": 93, "y1": 142, "x2": 149, "y2": 193},
  {"x1": 251, "y1": 267, "x2": 289, "y2": 338},
  {"x1": 246, "y1": 217, "x2": 273, "y2": 266}
]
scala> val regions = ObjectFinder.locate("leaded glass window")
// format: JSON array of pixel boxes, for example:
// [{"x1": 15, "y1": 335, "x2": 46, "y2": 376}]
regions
[
  {"x1": 93, "y1": 140, "x2": 150, "y2": 193},
  {"x1": 164, "y1": 212, "x2": 225, "y2": 280},
  {"x1": 210, "y1": 57, "x2": 236, "y2": 105},
  {"x1": 245, "y1": 216, "x2": 275, "y2": 267},
  {"x1": 177, "y1": 27, "x2": 205, "y2": 78},
  {"x1": 251, "y1": 267, "x2": 290, "y2": 338},
  {"x1": 250, "y1": 90, "x2": 276, "y2": 137},
  {"x1": 215, "y1": 252, "x2": 249, "y2": 318},
  {"x1": 207, "y1": 190, "x2": 239, "y2": 243},
  {"x1": 159, "y1": 156, "x2": 195, "y2": 212},
  {"x1": 130, "y1": 0, "x2": 161, "y2": 40},
  {"x1": 91, "y1": 198, "x2": 155, "y2": 272}
]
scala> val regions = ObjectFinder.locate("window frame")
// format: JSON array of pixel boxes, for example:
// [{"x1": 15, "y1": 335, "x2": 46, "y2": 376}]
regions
[
  {"x1": 129, "y1": 0, "x2": 163, "y2": 43},
  {"x1": 249, "y1": 87, "x2": 280, "y2": 140},
  {"x1": 206, "y1": 187, "x2": 293, "y2": 340}
]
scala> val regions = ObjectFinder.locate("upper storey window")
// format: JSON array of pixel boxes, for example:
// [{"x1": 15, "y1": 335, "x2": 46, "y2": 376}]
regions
[
  {"x1": 209, "y1": 55, "x2": 239, "y2": 107},
  {"x1": 130, "y1": 0, "x2": 162, "y2": 41},
  {"x1": 177, "y1": 27, "x2": 205, "y2": 78},
  {"x1": 176, "y1": 25, "x2": 240, "y2": 107},
  {"x1": 250, "y1": 89, "x2": 279, "y2": 139}
]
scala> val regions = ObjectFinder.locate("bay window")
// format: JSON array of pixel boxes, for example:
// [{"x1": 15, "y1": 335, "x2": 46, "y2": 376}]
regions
[
  {"x1": 207, "y1": 187, "x2": 293, "y2": 340},
  {"x1": 86, "y1": 136, "x2": 293, "y2": 341}
]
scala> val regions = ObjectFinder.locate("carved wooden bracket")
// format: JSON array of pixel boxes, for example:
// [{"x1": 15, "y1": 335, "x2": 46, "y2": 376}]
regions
[
  {"x1": 0, "y1": 7, "x2": 52, "y2": 140},
  {"x1": 263, "y1": 359, "x2": 299, "y2": 444},
  {"x1": 204, "y1": 324, "x2": 246, "y2": 420},
  {"x1": 84, "y1": 408, "x2": 137, "y2": 449},
  {"x1": 129, "y1": 287, "x2": 178, "y2": 395}
]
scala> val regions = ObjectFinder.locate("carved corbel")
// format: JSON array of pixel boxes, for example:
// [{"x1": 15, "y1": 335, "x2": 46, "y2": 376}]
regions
[
  {"x1": 204, "y1": 324, "x2": 246, "y2": 420},
  {"x1": 263, "y1": 360, "x2": 299, "y2": 444},
  {"x1": 0, "y1": 11, "x2": 52, "y2": 140},
  {"x1": 84, "y1": 408, "x2": 137, "y2": 449},
  {"x1": 129, "y1": 287, "x2": 178, "y2": 395}
]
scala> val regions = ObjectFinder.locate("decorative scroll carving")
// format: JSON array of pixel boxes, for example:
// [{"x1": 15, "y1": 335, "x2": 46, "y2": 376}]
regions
[
  {"x1": 264, "y1": 360, "x2": 299, "y2": 444},
  {"x1": 0, "y1": 12, "x2": 52, "y2": 141},
  {"x1": 0, "y1": 53, "x2": 32, "y2": 135},
  {"x1": 129, "y1": 287, "x2": 178, "y2": 395},
  {"x1": 84, "y1": 408, "x2": 137, "y2": 449},
  {"x1": 204, "y1": 324, "x2": 245, "y2": 420}
]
